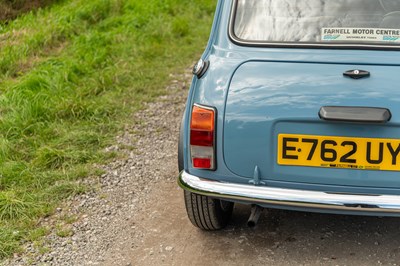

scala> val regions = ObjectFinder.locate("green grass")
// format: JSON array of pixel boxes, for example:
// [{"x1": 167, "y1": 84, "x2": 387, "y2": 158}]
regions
[
  {"x1": 0, "y1": 0, "x2": 58, "y2": 21},
  {"x1": 0, "y1": 0, "x2": 216, "y2": 258}
]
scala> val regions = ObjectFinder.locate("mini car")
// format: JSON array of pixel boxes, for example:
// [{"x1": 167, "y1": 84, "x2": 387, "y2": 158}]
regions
[{"x1": 178, "y1": 0, "x2": 400, "y2": 230}]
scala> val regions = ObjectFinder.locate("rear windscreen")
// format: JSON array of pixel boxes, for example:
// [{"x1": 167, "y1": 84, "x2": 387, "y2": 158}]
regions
[{"x1": 232, "y1": 0, "x2": 400, "y2": 46}]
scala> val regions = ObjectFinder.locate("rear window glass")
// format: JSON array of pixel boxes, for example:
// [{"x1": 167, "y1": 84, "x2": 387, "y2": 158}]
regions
[{"x1": 232, "y1": 0, "x2": 400, "y2": 46}]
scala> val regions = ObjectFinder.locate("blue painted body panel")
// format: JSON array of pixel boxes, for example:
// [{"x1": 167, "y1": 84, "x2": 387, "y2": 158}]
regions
[
  {"x1": 224, "y1": 62, "x2": 400, "y2": 188},
  {"x1": 183, "y1": 0, "x2": 400, "y2": 200}
]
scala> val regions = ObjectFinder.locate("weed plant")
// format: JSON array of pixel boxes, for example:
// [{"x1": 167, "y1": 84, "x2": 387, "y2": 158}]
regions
[{"x1": 0, "y1": 0, "x2": 215, "y2": 258}]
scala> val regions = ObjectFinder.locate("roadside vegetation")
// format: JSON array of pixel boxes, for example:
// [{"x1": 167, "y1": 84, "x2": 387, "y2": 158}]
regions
[
  {"x1": 0, "y1": 0, "x2": 58, "y2": 21},
  {"x1": 0, "y1": 0, "x2": 215, "y2": 258}
]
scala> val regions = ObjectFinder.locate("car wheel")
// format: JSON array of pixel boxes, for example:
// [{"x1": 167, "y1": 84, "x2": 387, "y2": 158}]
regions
[{"x1": 184, "y1": 190, "x2": 233, "y2": 230}]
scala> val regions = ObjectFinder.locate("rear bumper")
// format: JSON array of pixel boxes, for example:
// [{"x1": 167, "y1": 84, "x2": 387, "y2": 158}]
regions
[{"x1": 178, "y1": 171, "x2": 400, "y2": 215}]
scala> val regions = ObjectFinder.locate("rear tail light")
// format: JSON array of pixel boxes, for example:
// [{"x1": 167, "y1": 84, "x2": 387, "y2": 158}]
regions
[{"x1": 190, "y1": 104, "x2": 216, "y2": 170}]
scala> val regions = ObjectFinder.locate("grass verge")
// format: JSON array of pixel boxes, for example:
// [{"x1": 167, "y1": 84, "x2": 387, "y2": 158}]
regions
[
  {"x1": 0, "y1": 0, "x2": 59, "y2": 21},
  {"x1": 0, "y1": 0, "x2": 215, "y2": 258}
]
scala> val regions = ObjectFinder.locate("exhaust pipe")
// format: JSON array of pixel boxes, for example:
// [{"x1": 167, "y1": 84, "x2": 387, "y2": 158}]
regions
[{"x1": 247, "y1": 205, "x2": 263, "y2": 228}]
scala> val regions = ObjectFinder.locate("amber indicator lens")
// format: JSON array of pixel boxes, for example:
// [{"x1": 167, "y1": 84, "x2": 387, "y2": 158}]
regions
[{"x1": 190, "y1": 106, "x2": 214, "y2": 131}]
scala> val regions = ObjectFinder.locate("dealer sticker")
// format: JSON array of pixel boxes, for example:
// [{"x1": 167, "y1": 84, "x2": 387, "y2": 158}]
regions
[{"x1": 321, "y1": 27, "x2": 400, "y2": 43}]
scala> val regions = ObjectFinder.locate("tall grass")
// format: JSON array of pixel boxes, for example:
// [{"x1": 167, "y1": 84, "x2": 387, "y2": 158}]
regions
[
  {"x1": 0, "y1": 0, "x2": 216, "y2": 258},
  {"x1": 0, "y1": 0, "x2": 58, "y2": 21}
]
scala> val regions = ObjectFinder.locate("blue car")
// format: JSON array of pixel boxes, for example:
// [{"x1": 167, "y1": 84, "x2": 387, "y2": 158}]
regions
[{"x1": 178, "y1": 0, "x2": 400, "y2": 230}]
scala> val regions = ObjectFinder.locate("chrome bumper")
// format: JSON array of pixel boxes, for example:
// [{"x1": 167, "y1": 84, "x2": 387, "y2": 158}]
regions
[{"x1": 178, "y1": 171, "x2": 400, "y2": 214}]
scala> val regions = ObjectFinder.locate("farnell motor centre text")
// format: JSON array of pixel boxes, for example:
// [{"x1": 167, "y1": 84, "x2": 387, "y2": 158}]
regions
[{"x1": 324, "y1": 28, "x2": 400, "y2": 35}]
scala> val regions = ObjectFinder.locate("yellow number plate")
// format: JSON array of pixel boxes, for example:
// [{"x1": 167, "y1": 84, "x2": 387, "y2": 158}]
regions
[{"x1": 277, "y1": 134, "x2": 400, "y2": 171}]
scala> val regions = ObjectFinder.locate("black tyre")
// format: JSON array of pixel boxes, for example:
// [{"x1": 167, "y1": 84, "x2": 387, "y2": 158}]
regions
[{"x1": 184, "y1": 191, "x2": 234, "y2": 230}]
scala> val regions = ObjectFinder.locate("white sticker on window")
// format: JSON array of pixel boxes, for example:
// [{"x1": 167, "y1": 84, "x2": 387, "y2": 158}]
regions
[{"x1": 321, "y1": 28, "x2": 400, "y2": 43}]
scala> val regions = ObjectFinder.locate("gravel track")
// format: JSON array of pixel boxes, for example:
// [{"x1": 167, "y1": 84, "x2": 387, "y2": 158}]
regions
[
  {"x1": 6, "y1": 68, "x2": 400, "y2": 266},
  {"x1": 6, "y1": 69, "x2": 191, "y2": 266}
]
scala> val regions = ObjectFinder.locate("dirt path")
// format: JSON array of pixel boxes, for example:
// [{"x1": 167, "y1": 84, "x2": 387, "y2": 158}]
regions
[
  {"x1": 7, "y1": 69, "x2": 400, "y2": 266},
  {"x1": 120, "y1": 180, "x2": 400, "y2": 266}
]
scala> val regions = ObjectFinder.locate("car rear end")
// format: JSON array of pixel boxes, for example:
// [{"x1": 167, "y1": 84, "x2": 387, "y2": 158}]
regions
[{"x1": 179, "y1": 0, "x2": 400, "y2": 230}]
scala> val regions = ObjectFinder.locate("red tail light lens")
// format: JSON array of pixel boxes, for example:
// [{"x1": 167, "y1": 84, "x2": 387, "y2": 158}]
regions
[
  {"x1": 190, "y1": 130, "x2": 213, "y2": 146},
  {"x1": 193, "y1": 158, "x2": 212, "y2": 169},
  {"x1": 190, "y1": 104, "x2": 216, "y2": 170}
]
